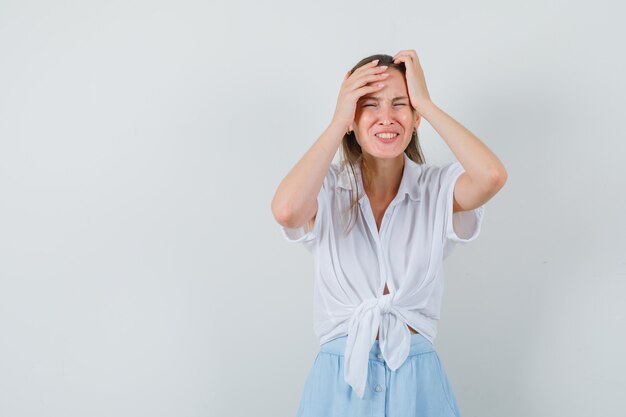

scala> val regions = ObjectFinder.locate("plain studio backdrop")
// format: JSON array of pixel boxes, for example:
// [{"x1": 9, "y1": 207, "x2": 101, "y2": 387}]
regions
[{"x1": 1, "y1": 1, "x2": 625, "y2": 416}]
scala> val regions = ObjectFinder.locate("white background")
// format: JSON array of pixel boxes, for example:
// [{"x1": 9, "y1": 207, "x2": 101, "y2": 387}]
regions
[{"x1": 1, "y1": 1, "x2": 625, "y2": 416}]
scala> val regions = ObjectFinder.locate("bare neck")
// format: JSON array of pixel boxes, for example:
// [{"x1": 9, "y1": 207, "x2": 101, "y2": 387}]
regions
[{"x1": 361, "y1": 154, "x2": 404, "y2": 202}]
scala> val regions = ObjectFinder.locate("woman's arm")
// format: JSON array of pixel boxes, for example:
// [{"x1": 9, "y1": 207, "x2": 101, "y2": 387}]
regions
[
  {"x1": 392, "y1": 50, "x2": 507, "y2": 212},
  {"x1": 418, "y1": 100, "x2": 507, "y2": 212},
  {"x1": 271, "y1": 59, "x2": 389, "y2": 228},
  {"x1": 271, "y1": 121, "x2": 344, "y2": 229}
]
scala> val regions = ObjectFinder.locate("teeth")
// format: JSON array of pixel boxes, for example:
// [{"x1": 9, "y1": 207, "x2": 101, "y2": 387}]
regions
[{"x1": 376, "y1": 133, "x2": 398, "y2": 139}]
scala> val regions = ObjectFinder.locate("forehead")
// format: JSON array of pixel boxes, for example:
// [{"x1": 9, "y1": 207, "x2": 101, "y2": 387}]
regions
[{"x1": 360, "y1": 68, "x2": 408, "y2": 100}]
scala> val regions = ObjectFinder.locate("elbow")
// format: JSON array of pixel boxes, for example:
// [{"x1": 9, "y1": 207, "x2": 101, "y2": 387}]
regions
[
  {"x1": 271, "y1": 196, "x2": 302, "y2": 228},
  {"x1": 273, "y1": 209, "x2": 294, "y2": 228},
  {"x1": 271, "y1": 196, "x2": 292, "y2": 226},
  {"x1": 488, "y1": 166, "x2": 508, "y2": 191}
]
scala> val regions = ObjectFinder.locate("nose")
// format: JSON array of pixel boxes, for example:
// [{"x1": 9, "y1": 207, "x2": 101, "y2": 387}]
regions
[{"x1": 377, "y1": 102, "x2": 395, "y2": 125}]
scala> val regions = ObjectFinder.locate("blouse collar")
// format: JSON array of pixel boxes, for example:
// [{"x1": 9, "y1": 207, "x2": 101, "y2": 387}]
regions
[{"x1": 336, "y1": 152, "x2": 421, "y2": 202}]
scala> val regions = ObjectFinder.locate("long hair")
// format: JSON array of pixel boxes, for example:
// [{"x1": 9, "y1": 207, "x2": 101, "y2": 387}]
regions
[{"x1": 340, "y1": 53, "x2": 426, "y2": 234}]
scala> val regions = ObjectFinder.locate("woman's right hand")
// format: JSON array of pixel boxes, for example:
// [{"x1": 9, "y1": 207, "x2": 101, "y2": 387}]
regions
[{"x1": 331, "y1": 59, "x2": 389, "y2": 132}]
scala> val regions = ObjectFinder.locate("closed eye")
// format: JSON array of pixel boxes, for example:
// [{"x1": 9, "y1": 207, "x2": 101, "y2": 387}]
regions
[{"x1": 362, "y1": 103, "x2": 408, "y2": 107}]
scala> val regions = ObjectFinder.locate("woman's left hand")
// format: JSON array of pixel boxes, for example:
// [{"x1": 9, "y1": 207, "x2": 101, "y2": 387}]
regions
[{"x1": 392, "y1": 50, "x2": 432, "y2": 113}]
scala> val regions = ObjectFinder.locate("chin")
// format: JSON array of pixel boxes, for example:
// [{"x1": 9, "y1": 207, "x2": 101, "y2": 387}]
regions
[
  {"x1": 364, "y1": 148, "x2": 406, "y2": 160},
  {"x1": 378, "y1": 143, "x2": 411, "y2": 156}
]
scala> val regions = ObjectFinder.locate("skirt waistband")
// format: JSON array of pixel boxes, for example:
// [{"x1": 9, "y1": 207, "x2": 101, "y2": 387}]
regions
[{"x1": 319, "y1": 333, "x2": 434, "y2": 362}]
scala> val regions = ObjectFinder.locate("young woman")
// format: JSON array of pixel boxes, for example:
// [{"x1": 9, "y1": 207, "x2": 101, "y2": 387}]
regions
[{"x1": 271, "y1": 50, "x2": 507, "y2": 417}]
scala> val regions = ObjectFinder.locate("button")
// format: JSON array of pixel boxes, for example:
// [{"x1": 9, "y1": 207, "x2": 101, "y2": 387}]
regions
[
  {"x1": 377, "y1": 353, "x2": 383, "y2": 359},
  {"x1": 374, "y1": 385, "x2": 383, "y2": 392}
]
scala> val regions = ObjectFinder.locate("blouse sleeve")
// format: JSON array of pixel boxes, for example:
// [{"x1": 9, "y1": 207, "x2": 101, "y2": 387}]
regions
[
  {"x1": 440, "y1": 161, "x2": 485, "y2": 245},
  {"x1": 278, "y1": 166, "x2": 334, "y2": 247}
]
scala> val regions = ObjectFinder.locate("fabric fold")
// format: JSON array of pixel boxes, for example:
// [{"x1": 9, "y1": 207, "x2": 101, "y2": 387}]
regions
[{"x1": 343, "y1": 295, "x2": 411, "y2": 398}]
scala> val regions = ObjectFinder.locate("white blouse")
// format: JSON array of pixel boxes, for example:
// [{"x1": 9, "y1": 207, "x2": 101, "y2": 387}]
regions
[{"x1": 279, "y1": 152, "x2": 485, "y2": 399}]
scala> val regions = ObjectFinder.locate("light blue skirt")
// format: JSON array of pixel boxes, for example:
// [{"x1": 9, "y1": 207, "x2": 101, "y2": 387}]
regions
[{"x1": 296, "y1": 333, "x2": 462, "y2": 417}]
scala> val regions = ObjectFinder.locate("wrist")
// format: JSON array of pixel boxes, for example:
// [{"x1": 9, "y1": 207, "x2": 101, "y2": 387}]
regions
[
  {"x1": 415, "y1": 99, "x2": 436, "y2": 116},
  {"x1": 328, "y1": 118, "x2": 352, "y2": 136}
]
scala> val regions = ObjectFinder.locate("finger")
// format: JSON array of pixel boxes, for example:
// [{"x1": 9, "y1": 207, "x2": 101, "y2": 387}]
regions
[
  {"x1": 393, "y1": 50, "x2": 409, "y2": 59},
  {"x1": 361, "y1": 71, "x2": 389, "y2": 84},
  {"x1": 358, "y1": 83, "x2": 385, "y2": 95},
  {"x1": 394, "y1": 49, "x2": 417, "y2": 58},
  {"x1": 400, "y1": 50, "x2": 420, "y2": 63},
  {"x1": 346, "y1": 64, "x2": 387, "y2": 84},
  {"x1": 349, "y1": 80, "x2": 385, "y2": 99},
  {"x1": 351, "y1": 59, "x2": 381, "y2": 76},
  {"x1": 393, "y1": 54, "x2": 413, "y2": 65},
  {"x1": 392, "y1": 53, "x2": 406, "y2": 62},
  {"x1": 346, "y1": 68, "x2": 388, "y2": 91},
  {"x1": 357, "y1": 64, "x2": 388, "y2": 80},
  {"x1": 343, "y1": 61, "x2": 387, "y2": 94}
]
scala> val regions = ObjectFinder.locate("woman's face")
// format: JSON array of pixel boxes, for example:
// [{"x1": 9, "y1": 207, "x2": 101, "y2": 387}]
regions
[{"x1": 351, "y1": 68, "x2": 420, "y2": 160}]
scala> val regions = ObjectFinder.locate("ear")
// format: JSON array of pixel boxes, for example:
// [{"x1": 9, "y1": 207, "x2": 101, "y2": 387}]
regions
[{"x1": 414, "y1": 113, "x2": 421, "y2": 130}]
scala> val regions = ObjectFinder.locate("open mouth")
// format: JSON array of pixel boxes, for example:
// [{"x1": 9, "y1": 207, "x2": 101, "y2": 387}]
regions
[{"x1": 375, "y1": 133, "x2": 399, "y2": 143}]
